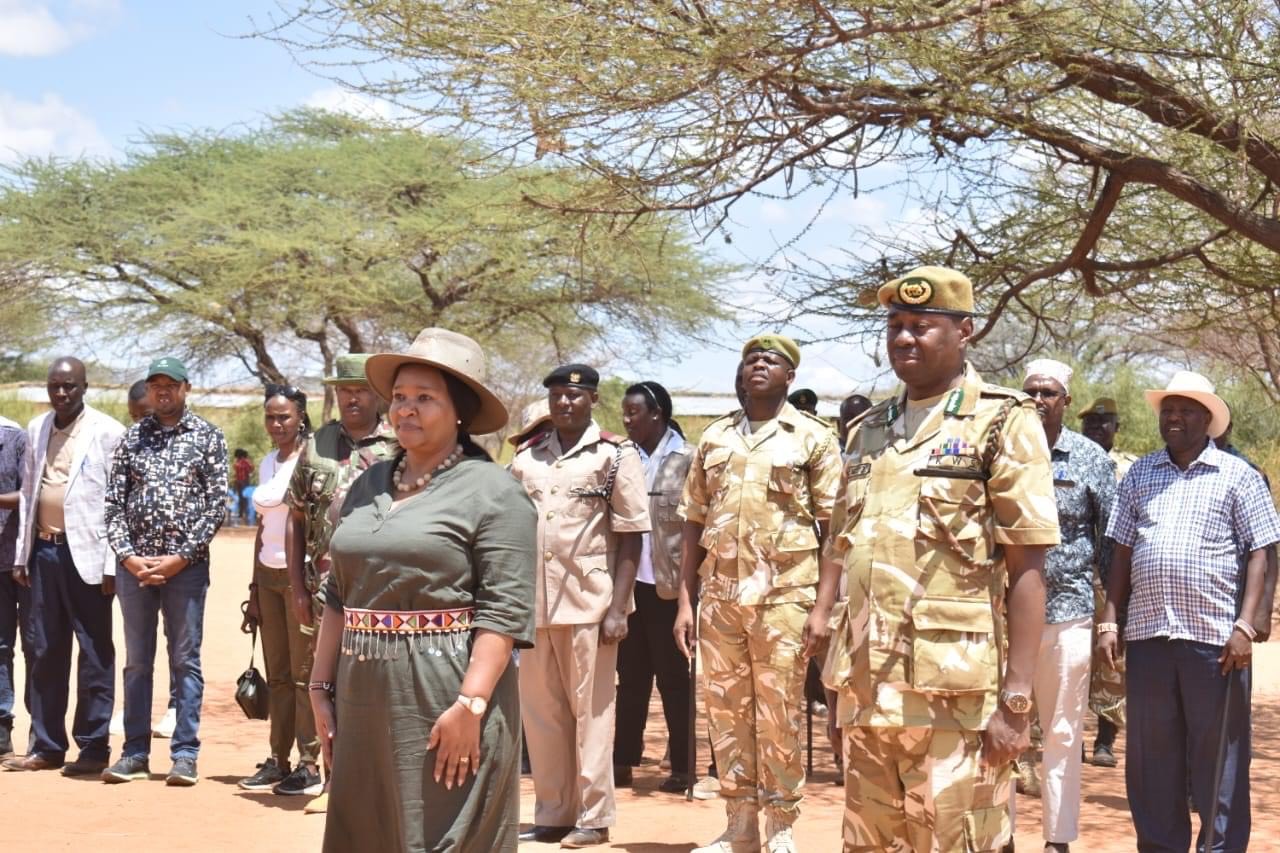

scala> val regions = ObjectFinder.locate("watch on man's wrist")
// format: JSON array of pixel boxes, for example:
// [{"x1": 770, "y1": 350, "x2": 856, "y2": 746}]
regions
[
  {"x1": 456, "y1": 694, "x2": 488, "y2": 716},
  {"x1": 999, "y1": 689, "x2": 1032, "y2": 715}
]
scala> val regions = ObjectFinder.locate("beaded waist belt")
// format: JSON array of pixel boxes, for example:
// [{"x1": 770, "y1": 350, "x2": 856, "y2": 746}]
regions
[
  {"x1": 344, "y1": 606, "x2": 475, "y2": 634},
  {"x1": 342, "y1": 606, "x2": 476, "y2": 661}
]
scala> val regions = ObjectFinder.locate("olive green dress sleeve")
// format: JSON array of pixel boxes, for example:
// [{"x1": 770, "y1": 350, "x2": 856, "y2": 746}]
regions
[{"x1": 470, "y1": 468, "x2": 537, "y2": 649}]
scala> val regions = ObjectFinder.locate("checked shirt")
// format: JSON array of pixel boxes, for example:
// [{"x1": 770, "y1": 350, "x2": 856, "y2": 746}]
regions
[
  {"x1": 1107, "y1": 441, "x2": 1280, "y2": 647},
  {"x1": 105, "y1": 409, "x2": 228, "y2": 564}
]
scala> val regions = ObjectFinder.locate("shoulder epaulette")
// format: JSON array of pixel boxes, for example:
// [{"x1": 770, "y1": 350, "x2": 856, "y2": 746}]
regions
[
  {"x1": 516, "y1": 431, "x2": 552, "y2": 454},
  {"x1": 796, "y1": 409, "x2": 833, "y2": 430},
  {"x1": 979, "y1": 381, "x2": 1028, "y2": 399},
  {"x1": 599, "y1": 430, "x2": 627, "y2": 445}
]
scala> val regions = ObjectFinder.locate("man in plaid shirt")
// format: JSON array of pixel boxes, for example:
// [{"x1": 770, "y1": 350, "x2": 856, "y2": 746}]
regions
[{"x1": 1098, "y1": 371, "x2": 1279, "y2": 853}]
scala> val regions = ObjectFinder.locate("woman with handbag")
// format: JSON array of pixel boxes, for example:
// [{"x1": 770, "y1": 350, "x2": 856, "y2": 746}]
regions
[
  {"x1": 238, "y1": 384, "x2": 322, "y2": 797},
  {"x1": 310, "y1": 329, "x2": 535, "y2": 853}
]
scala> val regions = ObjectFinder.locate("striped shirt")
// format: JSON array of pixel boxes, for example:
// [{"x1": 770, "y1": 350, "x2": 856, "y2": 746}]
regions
[{"x1": 1107, "y1": 441, "x2": 1280, "y2": 646}]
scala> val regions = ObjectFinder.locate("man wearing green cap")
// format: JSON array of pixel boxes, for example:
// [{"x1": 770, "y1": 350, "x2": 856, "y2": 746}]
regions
[
  {"x1": 103, "y1": 357, "x2": 228, "y2": 787},
  {"x1": 824, "y1": 267, "x2": 1059, "y2": 851},
  {"x1": 282, "y1": 353, "x2": 396, "y2": 812},
  {"x1": 674, "y1": 334, "x2": 842, "y2": 853}
]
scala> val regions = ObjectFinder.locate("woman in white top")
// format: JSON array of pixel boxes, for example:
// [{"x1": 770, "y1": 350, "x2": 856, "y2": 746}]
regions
[{"x1": 238, "y1": 384, "x2": 321, "y2": 796}]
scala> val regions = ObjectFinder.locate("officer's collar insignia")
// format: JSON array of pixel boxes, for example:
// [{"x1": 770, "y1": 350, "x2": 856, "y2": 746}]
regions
[
  {"x1": 886, "y1": 398, "x2": 901, "y2": 424},
  {"x1": 944, "y1": 388, "x2": 963, "y2": 416},
  {"x1": 569, "y1": 371, "x2": 581, "y2": 383},
  {"x1": 897, "y1": 277, "x2": 933, "y2": 305}
]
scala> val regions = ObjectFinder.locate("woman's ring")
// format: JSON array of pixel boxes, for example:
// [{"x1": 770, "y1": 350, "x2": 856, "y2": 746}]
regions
[{"x1": 460, "y1": 756, "x2": 470, "y2": 763}]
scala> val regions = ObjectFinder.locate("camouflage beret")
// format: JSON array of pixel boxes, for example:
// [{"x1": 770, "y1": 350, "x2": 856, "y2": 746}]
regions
[
  {"x1": 877, "y1": 266, "x2": 976, "y2": 317},
  {"x1": 742, "y1": 334, "x2": 800, "y2": 367},
  {"x1": 1078, "y1": 397, "x2": 1120, "y2": 419}
]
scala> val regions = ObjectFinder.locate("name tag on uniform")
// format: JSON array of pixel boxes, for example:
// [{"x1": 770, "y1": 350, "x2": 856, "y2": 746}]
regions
[
  {"x1": 914, "y1": 438, "x2": 985, "y2": 480},
  {"x1": 846, "y1": 462, "x2": 871, "y2": 480}
]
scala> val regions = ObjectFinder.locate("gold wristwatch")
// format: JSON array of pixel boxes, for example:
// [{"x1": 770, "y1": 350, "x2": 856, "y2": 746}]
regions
[
  {"x1": 999, "y1": 689, "x2": 1032, "y2": 715},
  {"x1": 456, "y1": 694, "x2": 488, "y2": 716}
]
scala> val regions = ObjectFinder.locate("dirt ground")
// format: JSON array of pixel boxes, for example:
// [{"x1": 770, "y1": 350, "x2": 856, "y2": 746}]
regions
[{"x1": 3, "y1": 529, "x2": 1279, "y2": 851}]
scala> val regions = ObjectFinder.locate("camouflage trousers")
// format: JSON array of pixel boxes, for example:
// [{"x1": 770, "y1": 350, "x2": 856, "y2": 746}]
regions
[
  {"x1": 699, "y1": 596, "x2": 809, "y2": 819},
  {"x1": 842, "y1": 726, "x2": 1012, "y2": 852},
  {"x1": 1088, "y1": 583, "x2": 1126, "y2": 728}
]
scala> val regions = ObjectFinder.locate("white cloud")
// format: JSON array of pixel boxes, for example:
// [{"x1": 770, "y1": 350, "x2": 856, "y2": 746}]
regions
[
  {"x1": 0, "y1": 91, "x2": 111, "y2": 162},
  {"x1": 304, "y1": 86, "x2": 397, "y2": 122},
  {"x1": 0, "y1": 0, "x2": 116, "y2": 57},
  {"x1": 0, "y1": 1, "x2": 72, "y2": 56}
]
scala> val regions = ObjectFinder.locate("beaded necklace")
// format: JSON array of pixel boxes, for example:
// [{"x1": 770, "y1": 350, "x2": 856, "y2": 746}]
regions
[{"x1": 392, "y1": 444, "x2": 464, "y2": 493}]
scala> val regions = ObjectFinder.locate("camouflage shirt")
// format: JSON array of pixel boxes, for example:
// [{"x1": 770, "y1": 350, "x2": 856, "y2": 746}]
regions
[
  {"x1": 825, "y1": 363, "x2": 1060, "y2": 731},
  {"x1": 678, "y1": 402, "x2": 842, "y2": 606},
  {"x1": 285, "y1": 418, "x2": 398, "y2": 566}
]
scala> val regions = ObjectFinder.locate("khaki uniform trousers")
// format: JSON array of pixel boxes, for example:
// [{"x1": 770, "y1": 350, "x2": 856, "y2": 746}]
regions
[
  {"x1": 842, "y1": 725, "x2": 1012, "y2": 852},
  {"x1": 520, "y1": 624, "x2": 618, "y2": 830},
  {"x1": 699, "y1": 596, "x2": 808, "y2": 819},
  {"x1": 254, "y1": 562, "x2": 319, "y2": 765}
]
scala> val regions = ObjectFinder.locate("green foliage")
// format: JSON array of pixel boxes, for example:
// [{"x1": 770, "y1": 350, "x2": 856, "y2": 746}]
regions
[{"x1": 0, "y1": 110, "x2": 730, "y2": 393}]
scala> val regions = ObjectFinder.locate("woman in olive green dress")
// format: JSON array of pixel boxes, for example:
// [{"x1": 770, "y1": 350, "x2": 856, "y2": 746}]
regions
[{"x1": 309, "y1": 328, "x2": 535, "y2": 852}]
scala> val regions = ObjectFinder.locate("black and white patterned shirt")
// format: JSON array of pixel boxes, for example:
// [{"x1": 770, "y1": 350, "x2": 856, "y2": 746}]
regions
[
  {"x1": 1044, "y1": 427, "x2": 1116, "y2": 624},
  {"x1": 105, "y1": 409, "x2": 228, "y2": 564}
]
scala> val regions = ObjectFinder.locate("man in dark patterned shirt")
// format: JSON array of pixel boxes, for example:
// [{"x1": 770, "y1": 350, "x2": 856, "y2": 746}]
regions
[
  {"x1": 1017, "y1": 360, "x2": 1115, "y2": 853},
  {"x1": 102, "y1": 357, "x2": 227, "y2": 788}
]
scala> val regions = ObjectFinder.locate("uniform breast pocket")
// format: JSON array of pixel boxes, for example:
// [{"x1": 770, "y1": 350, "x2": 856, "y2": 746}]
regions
[
  {"x1": 767, "y1": 453, "x2": 807, "y2": 498},
  {"x1": 917, "y1": 475, "x2": 988, "y2": 543},
  {"x1": 909, "y1": 596, "x2": 999, "y2": 695},
  {"x1": 701, "y1": 446, "x2": 734, "y2": 494}
]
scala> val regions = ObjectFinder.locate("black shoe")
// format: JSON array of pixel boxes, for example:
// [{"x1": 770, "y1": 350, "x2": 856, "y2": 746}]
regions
[
  {"x1": 613, "y1": 764, "x2": 633, "y2": 787},
  {"x1": 1091, "y1": 743, "x2": 1117, "y2": 768},
  {"x1": 166, "y1": 757, "x2": 198, "y2": 786},
  {"x1": 561, "y1": 827, "x2": 608, "y2": 848},
  {"x1": 239, "y1": 757, "x2": 289, "y2": 791},
  {"x1": 62, "y1": 755, "x2": 110, "y2": 777},
  {"x1": 273, "y1": 764, "x2": 322, "y2": 796},
  {"x1": 657, "y1": 773, "x2": 693, "y2": 794},
  {"x1": 101, "y1": 755, "x2": 150, "y2": 783},
  {"x1": 518, "y1": 825, "x2": 573, "y2": 843}
]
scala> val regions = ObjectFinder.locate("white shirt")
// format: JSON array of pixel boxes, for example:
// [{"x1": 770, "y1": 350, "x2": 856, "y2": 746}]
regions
[
  {"x1": 254, "y1": 449, "x2": 300, "y2": 569},
  {"x1": 635, "y1": 427, "x2": 684, "y2": 586}
]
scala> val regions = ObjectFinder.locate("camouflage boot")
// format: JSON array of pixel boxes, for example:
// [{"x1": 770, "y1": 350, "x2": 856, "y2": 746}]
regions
[
  {"x1": 763, "y1": 810, "x2": 797, "y2": 852},
  {"x1": 693, "y1": 797, "x2": 761, "y2": 853}
]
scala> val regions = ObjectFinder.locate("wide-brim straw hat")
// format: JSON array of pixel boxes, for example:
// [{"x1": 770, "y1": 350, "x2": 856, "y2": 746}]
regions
[
  {"x1": 1143, "y1": 370, "x2": 1230, "y2": 439},
  {"x1": 507, "y1": 398, "x2": 552, "y2": 447},
  {"x1": 365, "y1": 328, "x2": 509, "y2": 435}
]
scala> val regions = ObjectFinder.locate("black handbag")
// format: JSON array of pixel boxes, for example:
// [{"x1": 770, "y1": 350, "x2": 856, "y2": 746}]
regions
[{"x1": 235, "y1": 625, "x2": 270, "y2": 721}]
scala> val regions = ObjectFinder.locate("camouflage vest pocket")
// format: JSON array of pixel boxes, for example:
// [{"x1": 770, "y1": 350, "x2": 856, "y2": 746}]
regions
[
  {"x1": 963, "y1": 805, "x2": 1010, "y2": 852},
  {"x1": 917, "y1": 475, "x2": 988, "y2": 542},
  {"x1": 908, "y1": 596, "x2": 999, "y2": 695}
]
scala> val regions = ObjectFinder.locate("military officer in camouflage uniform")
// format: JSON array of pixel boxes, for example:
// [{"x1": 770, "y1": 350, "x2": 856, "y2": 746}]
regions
[
  {"x1": 1078, "y1": 397, "x2": 1134, "y2": 767},
  {"x1": 283, "y1": 354, "x2": 397, "y2": 812},
  {"x1": 674, "y1": 334, "x2": 843, "y2": 853},
  {"x1": 825, "y1": 267, "x2": 1060, "y2": 852}
]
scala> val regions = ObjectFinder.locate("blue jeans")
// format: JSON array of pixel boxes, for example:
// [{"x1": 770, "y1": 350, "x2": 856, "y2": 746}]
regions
[
  {"x1": 1127, "y1": 638, "x2": 1250, "y2": 853},
  {"x1": 27, "y1": 539, "x2": 114, "y2": 761},
  {"x1": 115, "y1": 560, "x2": 209, "y2": 761},
  {"x1": 0, "y1": 570, "x2": 33, "y2": 732}
]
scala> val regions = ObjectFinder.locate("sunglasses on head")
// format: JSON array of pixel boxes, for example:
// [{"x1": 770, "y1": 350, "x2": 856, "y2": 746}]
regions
[{"x1": 265, "y1": 383, "x2": 304, "y2": 401}]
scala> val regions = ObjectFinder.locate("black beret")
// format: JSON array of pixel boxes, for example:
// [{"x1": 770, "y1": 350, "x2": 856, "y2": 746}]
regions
[
  {"x1": 543, "y1": 363, "x2": 600, "y2": 390},
  {"x1": 788, "y1": 388, "x2": 818, "y2": 408}
]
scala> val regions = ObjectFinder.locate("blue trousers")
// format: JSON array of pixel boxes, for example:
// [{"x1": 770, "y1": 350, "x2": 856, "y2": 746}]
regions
[
  {"x1": 27, "y1": 539, "x2": 114, "y2": 761},
  {"x1": 115, "y1": 560, "x2": 209, "y2": 761},
  {"x1": 1126, "y1": 638, "x2": 1250, "y2": 853},
  {"x1": 0, "y1": 570, "x2": 33, "y2": 733}
]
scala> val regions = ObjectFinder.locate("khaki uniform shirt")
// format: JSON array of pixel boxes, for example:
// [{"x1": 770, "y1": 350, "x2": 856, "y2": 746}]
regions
[
  {"x1": 36, "y1": 410, "x2": 85, "y2": 535},
  {"x1": 511, "y1": 421, "x2": 650, "y2": 627},
  {"x1": 826, "y1": 363, "x2": 1060, "y2": 731},
  {"x1": 1110, "y1": 448, "x2": 1138, "y2": 481},
  {"x1": 679, "y1": 403, "x2": 842, "y2": 606}
]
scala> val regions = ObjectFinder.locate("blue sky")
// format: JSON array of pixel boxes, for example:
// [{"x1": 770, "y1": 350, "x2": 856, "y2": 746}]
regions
[{"x1": 1, "y1": 0, "x2": 904, "y2": 397}]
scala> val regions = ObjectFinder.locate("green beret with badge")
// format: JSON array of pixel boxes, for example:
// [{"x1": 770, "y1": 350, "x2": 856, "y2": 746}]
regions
[
  {"x1": 877, "y1": 266, "x2": 977, "y2": 317},
  {"x1": 742, "y1": 333, "x2": 801, "y2": 367},
  {"x1": 543, "y1": 363, "x2": 600, "y2": 390},
  {"x1": 1078, "y1": 397, "x2": 1119, "y2": 419}
]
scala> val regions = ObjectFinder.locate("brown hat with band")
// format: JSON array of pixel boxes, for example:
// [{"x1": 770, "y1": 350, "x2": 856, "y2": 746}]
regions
[
  {"x1": 1078, "y1": 397, "x2": 1120, "y2": 419},
  {"x1": 507, "y1": 399, "x2": 552, "y2": 447},
  {"x1": 364, "y1": 328, "x2": 509, "y2": 434},
  {"x1": 877, "y1": 266, "x2": 977, "y2": 317}
]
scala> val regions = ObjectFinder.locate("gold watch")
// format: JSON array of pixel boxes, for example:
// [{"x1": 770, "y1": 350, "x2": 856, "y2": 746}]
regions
[
  {"x1": 456, "y1": 694, "x2": 488, "y2": 716},
  {"x1": 999, "y1": 689, "x2": 1032, "y2": 715}
]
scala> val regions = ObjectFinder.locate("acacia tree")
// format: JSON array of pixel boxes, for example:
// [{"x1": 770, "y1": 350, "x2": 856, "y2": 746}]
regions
[
  {"x1": 271, "y1": 1, "x2": 1280, "y2": 388},
  {"x1": 0, "y1": 110, "x2": 727, "y2": 413}
]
